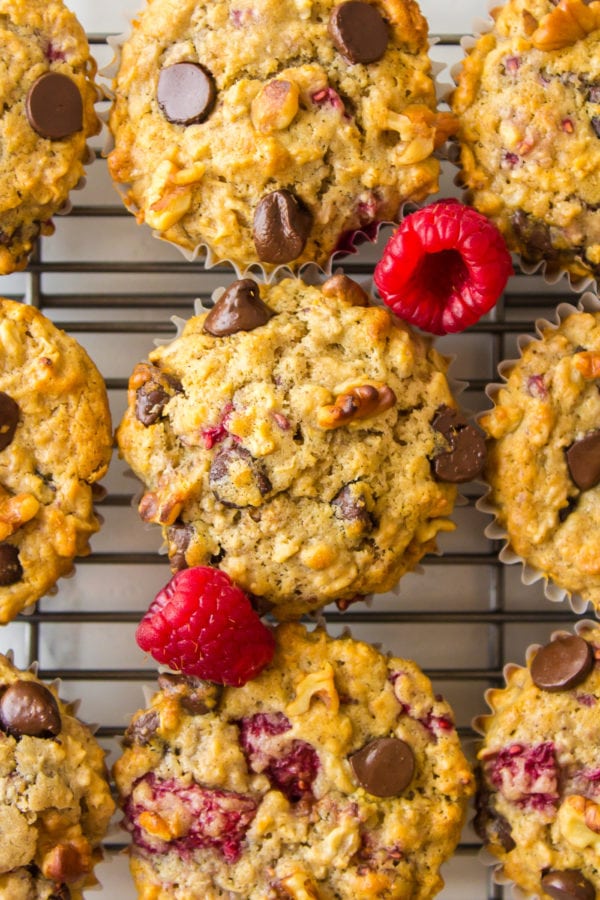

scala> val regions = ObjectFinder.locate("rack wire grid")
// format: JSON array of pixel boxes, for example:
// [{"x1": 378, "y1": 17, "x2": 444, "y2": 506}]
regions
[{"x1": 0, "y1": 2, "x2": 590, "y2": 897}]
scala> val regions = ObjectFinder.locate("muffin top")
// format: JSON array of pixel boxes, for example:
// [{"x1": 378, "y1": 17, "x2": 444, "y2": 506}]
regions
[
  {"x1": 108, "y1": 0, "x2": 455, "y2": 271},
  {"x1": 452, "y1": 0, "x2": 600, "y2": 283},
  {"x1": 116, "y1": 274, "x2": 476, "y2": 618},
  {"x1": 480, "y1": 307, "x2": 600, "y2": 613},
  {"x1": 115, "y1": 622, "x2": 474, "y2": 900}
]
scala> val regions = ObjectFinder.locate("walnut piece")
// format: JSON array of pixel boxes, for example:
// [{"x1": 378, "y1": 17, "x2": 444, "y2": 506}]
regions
[
  {"x1": 286, "y1": 663, "x2": 340, "y2": 716},
  {"x1": 251, "y1": 79, "x2": 299, "y2": 133},
  {"x1": 0, "y1": 488, "x2": 39, "y2": 541},
  {"x1": 531, "y1": 0, "x2": 600, "y2": 51},
  {"x1": 573, "y1": 350, "x2": 600, "y2": 379},
  {"x1": 41, "y1": 838, "x2": 93, "y2": 884},
  {"x1": 316, "y1": 383, "x2": 396, "y2": 429},
  {"x1": 558, "y1": 795, "x2": 600, "y2": 852},
  {"x1": 321, "y1": 274, "x2": 370, "y2": 307}
]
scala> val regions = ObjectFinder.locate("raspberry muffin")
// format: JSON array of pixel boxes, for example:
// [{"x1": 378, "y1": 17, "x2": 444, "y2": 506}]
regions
[
  {"x1": 115, "y1": 622, "x2": 474, "y2": 900},
  {"x1": 480, "y1": 307, "x2": 600, "y2": 613},
  {"x1": 451, "y1": 0, "x2": 600, "y2": 283},
  {"x1": 107, "y1": 0, "x2": 456, "y2": 272},
  {"x1": 0, "y1": 299, "x2": 113, "y2": 623},
  {"x1": 0, "y1": 0, "x2": 100, "y2": 274},
  {"x1": 116, "y1": 274, "x2": 484, "y2": 619},
  {"x1": 0, "y1": 651, "x2": 115, "y2": 898},
  {"x1": 474, "y1": 623, "x2": 600, "y2": 900}
]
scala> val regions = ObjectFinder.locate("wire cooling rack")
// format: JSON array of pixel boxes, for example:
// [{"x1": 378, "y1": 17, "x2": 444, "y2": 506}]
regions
[{"x1": 0, "y1": 11, "x2": 591, "y2": 899}]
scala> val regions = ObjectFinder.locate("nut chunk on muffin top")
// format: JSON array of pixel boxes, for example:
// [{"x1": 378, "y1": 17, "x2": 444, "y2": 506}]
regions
[{"x1": 116, "y1": 274, "x2": 484, "y2": 619}]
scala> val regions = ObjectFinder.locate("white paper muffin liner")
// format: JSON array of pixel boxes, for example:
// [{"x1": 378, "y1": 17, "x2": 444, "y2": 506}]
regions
[
  {"x1": 471, "y1": 618, "x2": 600, "y2": 899},
  {"x1": 446, "y1": 0, "x2": 599, "y2": 294},
  {"x1": 476, "y1": 290, "x2": 600, "y2": 616}
]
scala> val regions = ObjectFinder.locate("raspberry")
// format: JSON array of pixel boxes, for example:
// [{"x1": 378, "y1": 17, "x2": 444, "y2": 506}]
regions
[
  {"x1": 136, "y1": 566, "x2": 275, "y2": 686},
  {"x1": 374, "y1": 199, "x2": 513, "y2": 335},
  {"x1": 239, "y1": 712, "x2": 320, "y2": 802}
]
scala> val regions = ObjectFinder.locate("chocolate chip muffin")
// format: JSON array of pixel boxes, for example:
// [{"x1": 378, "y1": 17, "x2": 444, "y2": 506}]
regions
[
  {"x1": 474, "y1": 623, "x2": 600, "y2": 900},
  {"x1": 116, "y1": 274, "x2": 483, "y2": 619},
  {"x1": 480, "y1": 307, "x2": 600, "y2": 613},
  {"x1": 107, "y1": 0, "x2": 456, "y2": 272},
  {"x1": 0, "y1": 0, "x2": 100, "y2": 275},
  {"x1": 451, "y1": 0, "x2": 600, "y2": 283},
  {"x1": 0, "y1": 299, "x2": 112, "y2": 623},
  {"x1": 114, "y1": 622, "x2": 474, "y2": 900},
  {"x1": 0, "y1": 651, "x2": 115, "y2": 898}
]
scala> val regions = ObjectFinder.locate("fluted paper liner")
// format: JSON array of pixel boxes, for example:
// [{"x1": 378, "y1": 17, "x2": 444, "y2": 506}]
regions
[{"x1": 476, "y1": 290, "x2": 600, "y2": 617}]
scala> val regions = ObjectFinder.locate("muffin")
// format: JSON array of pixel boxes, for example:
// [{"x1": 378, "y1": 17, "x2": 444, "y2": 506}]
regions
[
  {"x1": 451, "y1": 0, "x2": 600, "y2": 283},
  {"x1": 0, "y1": 0, "x2": 100, "y2": 274},
  {"x1": 474, "y1": 622, "x2": 600, "y2": 900},
  {"x1": 116, "y1": 274, "x2": 484, "y2": 620},
  {"x1": 114, "y1": 621, "x2": 474, "y2": 900},
  {"x1": 0, "y1": 299, "x2": 113, "y2": 623},
  {"x1": 479, "y1": 305, "x2": 600, "y2": 614},
  {"x1": 107, "y1": 0, "x2": 456, "y2": 272},
  {"x1": 0, "y1": 651, "x2": 115, "y2": 899}
]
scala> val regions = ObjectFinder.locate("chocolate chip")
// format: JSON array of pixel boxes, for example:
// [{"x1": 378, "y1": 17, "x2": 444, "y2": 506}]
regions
[
  {"x1": 558, "y1": 495, "x2": 579, "y2": 522},
  {"x1": 541, "y1": 870, "x2": 595, "y2": 900},
  {"x1": 329, "y1": 1, "x2": 389, "y2": 64},
  {"x1": 591, "y1": 117, "x2": 600, "y2": 139},
  {"x1": 123, "y1": 709, "x2": 159, "y2": 747},
  {"x1": 210, "y1": 443, "x2": 271, "y2": 507},
  {"x1": 157, "y1": 673, "x2": 222, "y2": 714},
  {"x1": 0, "y1": 392, "x2": 19, "y2": 451},
  {"x1": 157, "y1": 62, "x2": 217, "y2": 125},
  {"x1": 167, "y1": 522, "x2": 193, "y2": 571},
  {"x1": 49, "y1": 888, "x2": 71, "y2": 900},
  {"x1": 203, "y1": 279, "x2": 273, "y2": 336},
  {"x1": 0, "y1": 544, "x2": 22, "y2": 585},
  {"x1": 531, "y1": 635, "x2": 594, "y2": 693},
  {"x1": 253, "y1": 189, "x2": 312, "y2": 264},
  {"x1": 432, "y1": 405, "x2": 486, "y2": 483},
  {"x1": 332, "y1": 483, "x2": 373, "y2": 533},
  {"x1": 566, "y1": 431, "x2": 600, "y2": 491},
  {"x1": 511, "y1": 209, "x2": 556, "y2": 259},
  {"x1": 473, "y1": 780, "x2": 516, "y2": 852},
  {"x1": 349, "y1": 737, "x2": 415, "y2": 797},
  {"x1": 26, "y1": 73, "x2": 83, "y2": 139},
  {"x1": 135, "y1": 368, "x2": 183, "y2": 426},
  {"x1": 0, "y1": 681, "x2": 61, "y2": 738}
]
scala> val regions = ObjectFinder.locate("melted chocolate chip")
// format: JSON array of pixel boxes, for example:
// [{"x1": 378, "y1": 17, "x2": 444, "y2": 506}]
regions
[
  {"x1": 432, "y1": 405, "x2": 486, "y2": 483},
  {"x1": 167, "y1": 522, "x2": 193, "y2": 571},
  {"x1": 0, "y1": 392, "x2": 19, "y2": 451},
  {"x1": 49, "y1": 888, "x2": 71, "y2": 900},
  {"x1": 329, "y1": 1, "x2": 389, "y2": 65},
  {"x1": 566, "y1": 431, "x2": 600, "y2": 491},
  {"x1": 203, "y1": 279, "x2": 273, "y2": 336},
  {"x1": 123, "y1": 709, "x2": 159, "y2": 747},
  {"x1": 0, "y1": 543, "x2": 22, "y2": 586},
  {"x1": 157, "y1": 673, "x2": 222, "y2": 715},
  {"x1": 511, "y1": 209, "x2": 556, "y2": 260},
  {"x1": 541, "y1": 870, "x2": 595, "y2": 900},
  {"x1": 135, "y1": 368, "x2": 183, "y2": 426},
  {"x1": 531, "y1": 635, "x2": 594, "y2": 693},
  {"x1": 157, "y1": 62, "x2": 217, "y2": 125},
  {"x1": 473, "y1": 780, "x2": 516, "y2": 852},
  {"x1": 332, "y1": 483, "x2": 373, "y2": 532},
  {"x1": 349, "y1": 737, "x2": 414, "y2": 797},
  {"x1": 210, "y1": 443, "x2": 271, "y2": 507},
  {"x1": 558, "y1": 495, "x2": 579, "y2": 523},
  {"x1": 0, "y1": 681, "x2": 61, "y2": 738},
  {"x1": 253, "y1": 190, "x2": 312, "y2": 264},
  {"x1": 26, "y1": 73, "x2": 83, "y2": 139}
]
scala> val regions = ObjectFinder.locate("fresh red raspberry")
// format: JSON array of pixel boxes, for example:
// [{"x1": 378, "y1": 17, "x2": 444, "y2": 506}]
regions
[
  {"x1": 136, "y1": 566, "x2": 275, "y2": 686},
  {"x1": 374, "y1": 199, "x2": 513, "y2": 335}
]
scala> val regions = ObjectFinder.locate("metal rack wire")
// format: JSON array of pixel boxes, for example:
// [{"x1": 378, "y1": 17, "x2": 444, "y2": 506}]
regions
[{"x1": 0, "y1": 27, "x2": 589, "y2": 900}]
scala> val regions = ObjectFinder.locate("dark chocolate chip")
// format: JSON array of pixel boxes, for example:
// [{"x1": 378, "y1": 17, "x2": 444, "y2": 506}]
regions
[
  {"x1": 123, "y1": 709, "x2": 159, "y2": 747},
  {"x1": 566, "y1": 431, "x2": 600, "y2": 491},
  {"x1": 558, "y1": 495, "x2": 579, "y2": 522},
  {"x1": 349, "y1": 737, "x2": 415, "y2": 797},
  {"x1": 135, "y1": 368, "x2": 183, "y2": 426},
  {"x1": 157, "y1": 673, "x2": 222, "y2": 715},
  {"x1": 329, "y1": 1, "x2": 389, "y2": 65},
  {"x1": 591, "y1": 117, "x2": 600, "y2": 139},
  {"x1": 531, "y1": 635, "x2": 594, "y2": 693},
  {"x1": 0, "y1": 392, "x2": 19, "y2": 451},
  {"x1": 49, "y1": 888, "x2": 71, "y2": 900},
  {"x1": 26, "y1": 73, "x2": 83, "y2": 139},
  {"x1": 209, "y1": 443, "x2": 272, "y2": 507},
  {"x1": 432, "y1": 405, "x2": 486, "y2": 483},
  {"x1": 541, "y1": 870, "x2": 595, "y2": 900},
  {"x1": 167, "y1": 522, "x2": 193, "y2": 571},
  {"x1": 203, "y1": 279, "x2": 273, "y2": 336},
  {"x1": 253, "y1": 189, "x2": 312, "y2": 264},
  {"x1": 511, "y1": 209, "x2": 556, "y2": 259},
  {"x1": 0, "y1": 681, "x2": 61, "y2": 738},
  {"x1": 473, "y1": 779, "x2": 515, "y2": 852},
  {"x1": 332, "y1": 483, "x2": 373, "y2": 532},
  {"x1": 0, "y1": 544, "x2": 22, "y2": 585},
  {"x1": 157, "y1": 62, "x2": 217, "y2": 125}
]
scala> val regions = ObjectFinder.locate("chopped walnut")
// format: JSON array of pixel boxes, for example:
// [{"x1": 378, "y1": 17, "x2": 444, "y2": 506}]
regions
[
  {"x1": 558, "y1": 795, "x2": 600, "y2": 851},
  {"x1": 286, "y1": 663, "x2": 340, "y2": 716},
  {"x1": 139, "y1": 490, "x2": 183, "y2": 526},
  {"x1": 573, "y1": 350, "x2": 600, "y2": 379},
  {"x1": 41, "y1": 838, "x2": 93, "y2": 884},
  {"x1": 251, "y1": 79, "x2": 299, "y2": 133},
  {"x1": 144, "y1": 159, "x2": 196, "y2": 231},
  {"x1": 316, "y1": 383, "x2": 396, "y2": 430},
  {"x1": 321, "y1": 274, "x2": 370, "y2": 307},
  {"x1": 277, "y1": 870, "x2": 320, "y2": 899},
  {"x1": 531, "y1": 0, "x2": 600, "y2": 51},
  {"x1": 0, "y1": 488, "x2": 39, "y2": 541}
]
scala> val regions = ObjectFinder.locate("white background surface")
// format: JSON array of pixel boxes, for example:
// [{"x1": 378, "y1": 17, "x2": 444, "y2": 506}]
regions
[{"x1": 0, "y1": 1, "x2": 586, "y2": 898}]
